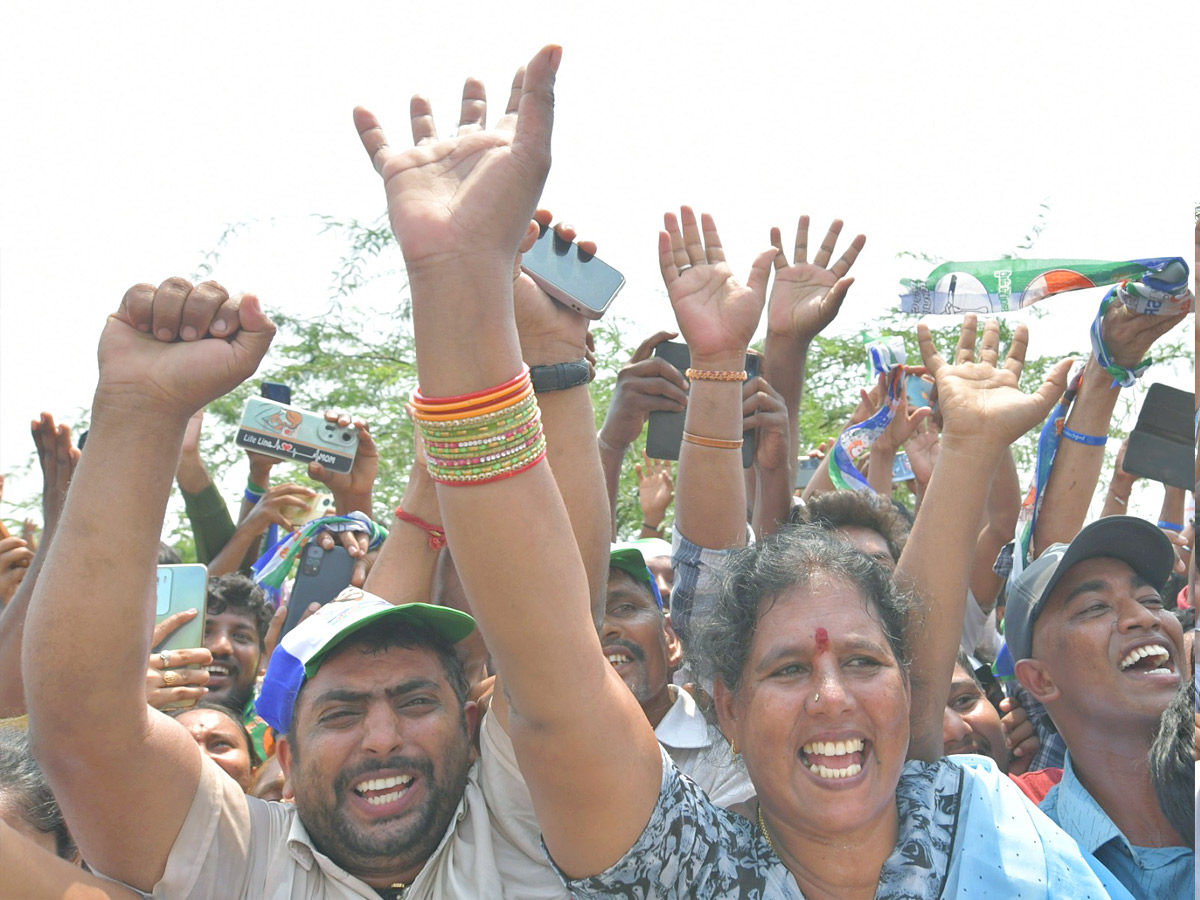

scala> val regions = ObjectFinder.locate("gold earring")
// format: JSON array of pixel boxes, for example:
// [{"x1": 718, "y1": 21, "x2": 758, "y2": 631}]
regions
[{"x1": 730, "y1": 739, "x2": 739, "y2": 761}]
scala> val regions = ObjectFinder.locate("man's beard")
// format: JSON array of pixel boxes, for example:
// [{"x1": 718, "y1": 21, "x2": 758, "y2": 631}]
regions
[{"x1": 294, "y1": 737, "x2": 473, "y2": 878}]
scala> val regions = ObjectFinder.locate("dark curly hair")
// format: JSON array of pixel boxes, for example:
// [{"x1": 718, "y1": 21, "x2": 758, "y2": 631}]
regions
[
  {"x1": 693, "y1": 524, "x2": 913, "y2": 696},
  {"x1": 0, "y1": 724, "x2": 76, "y2": 861},
  {"x1": 206, "y1": 573, "x2": 273, "y2": 649},
  {"x1": 790, "y1": 490, "x2": 910, "y2": 563},
  {"x1": 1149, "y1": 678, "x2": 1195, "y2": 845}
]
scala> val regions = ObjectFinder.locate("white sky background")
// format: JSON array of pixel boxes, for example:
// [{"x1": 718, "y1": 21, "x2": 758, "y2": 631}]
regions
[{"x1": 1, "y1": 0, "x2": 1196, "y2": 526}]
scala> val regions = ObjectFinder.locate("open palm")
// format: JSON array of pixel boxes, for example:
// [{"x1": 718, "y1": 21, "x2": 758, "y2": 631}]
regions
[
  {"x1": 354, "y1": 47, "x2": 559, "y2": 269},
  {"x1": 766, "y1": 216, "x2": 865, "y2": 339},
  {"x1": 658, "y1": 206, "x2": 774, "y2": 365}
]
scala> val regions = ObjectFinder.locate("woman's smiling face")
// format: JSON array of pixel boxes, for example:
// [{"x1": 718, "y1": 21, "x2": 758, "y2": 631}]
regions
[{"x1": 717, "y1": 575, "x2": 911, "y2": 842}]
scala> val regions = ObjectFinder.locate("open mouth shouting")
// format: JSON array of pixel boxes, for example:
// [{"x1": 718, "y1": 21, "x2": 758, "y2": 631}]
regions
[
  {"x1": 602, "y1": 640, "x2": 643, "y2": 672},
  {"x1": 800, "y1": 738, "x2": 868, "y2": 781},
  {"x1": 1117, "y1": 642, "x2": 1175, "y2": 678}
]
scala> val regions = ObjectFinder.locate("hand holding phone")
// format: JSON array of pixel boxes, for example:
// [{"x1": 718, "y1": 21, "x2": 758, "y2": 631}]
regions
[{"x1": 519, "y1": 221, "x2": 624, "y2": 319}]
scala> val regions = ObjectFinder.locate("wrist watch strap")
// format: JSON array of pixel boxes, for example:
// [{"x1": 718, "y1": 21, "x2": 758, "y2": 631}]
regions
[{"x1": 530, "y1": 359, "x2": 593, "y2": 393}]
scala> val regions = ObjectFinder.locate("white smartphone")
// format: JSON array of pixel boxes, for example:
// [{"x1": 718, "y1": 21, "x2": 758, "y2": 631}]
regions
[{"x1": 520, "y1": 222, "x2": 625, "y2": 320}]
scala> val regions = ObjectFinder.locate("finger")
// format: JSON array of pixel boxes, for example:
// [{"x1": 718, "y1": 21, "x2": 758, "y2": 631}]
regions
[
  {"x1": 226, "y1": 293, "x2": 277, "y2": 363},
  {"x1": 409, "y1": 94, "x2": 438, "y2": 145},
  {"x1": 504, "y1": 66, "x2": 524, "y2": 116},
  {"x1": 150, "y1": 277, "x2": 193, "y2": 341},
  {"x1": 635, "y1": 463, "x2": 644, "y2": 479},
  {"x1": 178, "y1": 281, "x2": 230, "y2": 342},
  {"x1": 632, "y1": 356, "x2": 691, "y2": 392},
  {"x1": 770, "y1": 226, "x2": 787, "y2": 271},
  {"x1": 630, "y1": 330, "x2": 679, "y2": 364},
  {"x1": 700, "y1": 213, "x2": 725, "y2": 264},
  {"x1": 977, "y1": 319, "x2": 1001, "y2": 367},
  {"x1": 149, "y1": 686, "x2": 208, "y2": 708},
  {"x1": 353, "y1": 107, "x2": 394, "y2": 175},
  {"x1": 553, "y1": 220, "x2": 578, "y2": 244},
  {"x1": 457, "y1": 76, "x2": 486, "y2": 132},
  {"x1": 793, "y1": 215, "x2": 811, "y2": 265},
  {"x1": 352, "y1": 555, "x2": 369, "y2": 588},
  {"x1": 916, "y1": 323, "x2": 947, "y2": 376},
  {"x1": 261, "y1": 603, "x2": 287, "y2": 668},
  {"x1": 510, "y1": 44, "x2": 559, "y2": 169},
  {"x1": 158, "y1": 648, "x2": 213, "y2": 669},
  {"x1": 298, "y1": 602, "x2": 322, "y2": 626},
  {"x1": 151, "y1": 608, "x2": 198, "y2": 647},
  {"x1": 830, "y1": 233, "x2": 866, "y2": 278},
  {"x1": 118, "y1": 283, "x2": 158, "y2": 333},
  {"x1": 1028, "y1": 358, "x2": 1075, "y2": 417},
  {"x1": 745, "y1": 248, "x2": 777, "y2": 300},
  {"x1": 630, "y1": 390, "x2": 688, "y2": 412},
  {"x1": 812, "y1": 219, "x2": 843, "y2": 270},
  {"x1": 1001, "y1": 323, "x2": 1030, "y2": 377},
  {"x1": 208, "y1": 291, "x2": 242, "y2": 338},
  {"x1": 954, "y1": 314, "x2": 978, "y2": 365},
  {"x1": 658, "y1": 230, "x2": 681, "y2": 290},
  {"x1": 679, "y1": 206, "x2": 706, "y2": 266},
  {"x1": 823, "y1": 276, "x2": 854, "y2": 317}
]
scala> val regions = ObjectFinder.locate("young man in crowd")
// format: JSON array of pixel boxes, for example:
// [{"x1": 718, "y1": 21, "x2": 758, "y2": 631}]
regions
[
  {"x1": 605, "y1": 544, "x2": 751, "y2": 806},
  {"x1": 1008, "y1": 515, "x2": 1192, "y2": 900}
]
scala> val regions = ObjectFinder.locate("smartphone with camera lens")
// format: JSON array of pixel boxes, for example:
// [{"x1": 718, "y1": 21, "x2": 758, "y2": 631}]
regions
[{"x1": 280, "y1": 544, "x2": 356, "y2": 639}]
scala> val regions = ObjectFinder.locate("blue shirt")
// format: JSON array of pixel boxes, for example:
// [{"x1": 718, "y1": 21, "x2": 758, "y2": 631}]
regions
[{"x1": 1040, "y1": 754, "x2": 1193, "y2": 900}]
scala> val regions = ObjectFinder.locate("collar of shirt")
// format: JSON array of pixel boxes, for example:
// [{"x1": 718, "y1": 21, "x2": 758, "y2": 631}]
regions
[
  {"x1": 653, "y1": 685, "x2": 712, "y2": 751},
  {"x1": 1050, "y1": 754, "x2": 1139, "y2": 862}
]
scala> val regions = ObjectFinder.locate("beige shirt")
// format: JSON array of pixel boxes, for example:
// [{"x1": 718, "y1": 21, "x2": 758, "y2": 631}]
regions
[{"x1": 145, "y1": 713, "x2": 560, "y2": 900}]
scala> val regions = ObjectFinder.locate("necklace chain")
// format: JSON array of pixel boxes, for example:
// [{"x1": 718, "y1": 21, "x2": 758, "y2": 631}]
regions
[{"x1": 757, "y1": 805, "x2": 775, "y2": 854}]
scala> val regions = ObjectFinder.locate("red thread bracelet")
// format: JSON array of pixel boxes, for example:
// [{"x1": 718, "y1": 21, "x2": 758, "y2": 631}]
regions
[{"x1": 395, "y1": 508, "x2": 447, "y2": 551}]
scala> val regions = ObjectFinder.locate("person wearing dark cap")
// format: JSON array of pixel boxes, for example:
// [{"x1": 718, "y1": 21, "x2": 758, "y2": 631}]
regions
[
  {"x1": 1007, "y1": 515, "x2": 1193, "y2": 900},
  {"x1": 606, "y1": 543, "x2": 752, "y2": 806}
]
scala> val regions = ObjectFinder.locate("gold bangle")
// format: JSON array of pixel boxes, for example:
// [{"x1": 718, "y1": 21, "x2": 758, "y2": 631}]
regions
[
  {"x1": 686, "y1": 367, "x2": 747, "y2": 382},
  {"x1": 682, "y1": 431, "x2": 744, "y2": 450}
]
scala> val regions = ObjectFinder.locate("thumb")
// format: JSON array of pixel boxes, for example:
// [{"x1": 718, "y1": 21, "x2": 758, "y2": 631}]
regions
[
  {"x1": 1030, "y1": 357, "x2": 1075, "y2": 417},
  {"x1": 745, "y1": 248, "x2": 777, "y2": 299}
]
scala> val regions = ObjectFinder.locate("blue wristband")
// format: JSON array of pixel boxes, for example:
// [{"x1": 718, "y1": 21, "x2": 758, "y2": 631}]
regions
[
  {"x1": 244, "y1": 489, "x2": 263, "y2": 504},
  {"x1": 1060, "y1": 426, "x2": 1106, "y2": 446},
  {"x1": 1157, "y1": 520, "x2": 1183, "y2": 532}
]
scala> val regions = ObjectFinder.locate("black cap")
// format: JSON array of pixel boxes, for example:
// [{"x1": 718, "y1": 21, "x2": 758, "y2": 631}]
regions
[{"x1": 1004, "y1": 516, "x2": 1175, "y2": 662}]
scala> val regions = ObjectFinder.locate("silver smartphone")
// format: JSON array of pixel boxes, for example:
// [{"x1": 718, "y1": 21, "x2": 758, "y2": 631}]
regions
[{"x1": 520, "y1": 222, "x2": 625, "y2": 320}]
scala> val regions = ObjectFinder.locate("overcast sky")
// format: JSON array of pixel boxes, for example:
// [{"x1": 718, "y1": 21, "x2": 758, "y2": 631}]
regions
[{"x1": 2, "y1": 0, "x2": 1195, "y2": 524}]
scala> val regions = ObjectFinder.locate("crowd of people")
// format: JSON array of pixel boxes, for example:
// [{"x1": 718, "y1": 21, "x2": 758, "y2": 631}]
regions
[{"x1": 0, "y1": 45, "x2": 1196, "y2": 900}]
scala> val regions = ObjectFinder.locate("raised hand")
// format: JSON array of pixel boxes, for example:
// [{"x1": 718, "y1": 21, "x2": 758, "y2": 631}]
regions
[
  {"x1": 99, "y1": 279, "x2": 275, "y2": 418},
  {"x1": 599, "y1": 330, "x2": 689, "y2": 450},
  {"x1": 146, "y1": 611, "x2": 212, "y2": 710},
  {"x1": 904, "y1": 423, "x2": 941, "y2": 486},
  {"x1": 766, "y1": 216, "x2": 865, "y2": 340},
  {"x1": 31, "y1": 413, "x2": 79, "y2": 534},
  {"x1": 1100, "y1": 297, "x2": 1188, "y2": 369},
  {"x1": 918, "y1": 317, "x2": 1072, "y2": 452},
  {"x1": 873, "y1": 393, "x2": 933, "y2": 455},
  {"x1": 658, "y1": 207, "x2": 775, "y2": 369},
  {"x1": 635, "y1": 451, "x2": 674, "y2": 529},
  {"x1": 742, "y1": 376, "x2": 790, "y2": 471},
  {"x1": 354, "y1": 46, "x2": 559, "y2": 272}
]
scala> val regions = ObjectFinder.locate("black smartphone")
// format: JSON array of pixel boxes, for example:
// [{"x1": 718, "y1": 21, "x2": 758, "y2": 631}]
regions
[
  {"x1": 645, "y1": 342, "x2": 760, "y2": 469},
  {"x1": 261, "y1": 381, "x2": 293, "y2": 406},
  {"x1": 1123, "y1": 383, "x2": 1195, "y2": 490},
  {"x1": 519, "y1": 222, "x2": 625, "y2": 320},
  {"x1": 281, "y1": 544, "x2": 356, "y2": 639}
]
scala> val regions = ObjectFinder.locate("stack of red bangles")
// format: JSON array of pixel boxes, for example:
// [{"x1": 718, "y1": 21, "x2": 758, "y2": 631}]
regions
[{"x1": 411, "y1": 366, "x2": 547, "y2": 485}]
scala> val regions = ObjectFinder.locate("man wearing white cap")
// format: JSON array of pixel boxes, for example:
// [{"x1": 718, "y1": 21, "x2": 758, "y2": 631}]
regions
[{"x1": 1007, "y1": 516, "x2": 1193, "y2": 900}]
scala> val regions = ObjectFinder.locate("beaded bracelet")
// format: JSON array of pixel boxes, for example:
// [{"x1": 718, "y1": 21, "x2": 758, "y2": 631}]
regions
[
  {"x1": 686, "y1": 367, "x2": 747, "y2": 382},
  {"x1": 1060, "y1": 426, "x2": 1106, "y2": 446}
]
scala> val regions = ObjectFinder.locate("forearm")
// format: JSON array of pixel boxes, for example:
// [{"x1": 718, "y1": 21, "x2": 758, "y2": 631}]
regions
[
  {"x1": 897, "y1": 438, "x2": 1001, "y2": 761},
  {"x1": 801, "y1": 451, "x2": 837, "y2": 500},
  {"x1": 1100, "y1": 478, "x2": 1135, "y2": 517},
  {"x1": 365, "y1": 466, "x2": 441, "y2": 606},
  {"x1": 1157, "y1": 486, "x2": 1186, "y2": 529},
  {"x1": 675, "y1": 377, "x2": 749, "y2": 550},
  {"x1": 752, "y1": 463, "x2": 793, "y2": 539},
  {"x1": 763, "y1": 330, "x2": 809, "y2": 461},
  {"x1": 0, "y1": 525, "x2": 54, "y2": 717},
  {"x1": 597, "y1": 431, "x2": 627, "y2": 538},
  {"x1": 180, "y1": 481, "x2": 235, "y2": 564},
  {"x1": 539, "y1": 387, "x2": 612, "y2": 625},
  {"x1": 1032, "y1": 360, "x2": 1118, "y2": 553},
  {"x1": 24, "y1": 399, "x2": 184, "y2": 732},
  {"x1": 867, "y1": 445, "x2": 896, "y2": 496}
]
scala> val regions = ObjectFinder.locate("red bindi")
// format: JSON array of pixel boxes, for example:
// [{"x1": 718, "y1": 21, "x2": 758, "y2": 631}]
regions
[{"x1": 814, "y1": 627, "x2": 829, "y2": 653}]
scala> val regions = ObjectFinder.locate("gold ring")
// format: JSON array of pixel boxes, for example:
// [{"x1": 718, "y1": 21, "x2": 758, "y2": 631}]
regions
[{"x1": 162, "y1": 669, "x2": 182, "y2": 687}]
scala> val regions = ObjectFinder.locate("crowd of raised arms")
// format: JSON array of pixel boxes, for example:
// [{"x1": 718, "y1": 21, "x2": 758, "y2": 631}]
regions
[{"x1": 1, "y1": 46, "x2": 1197, "y2": 900}]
